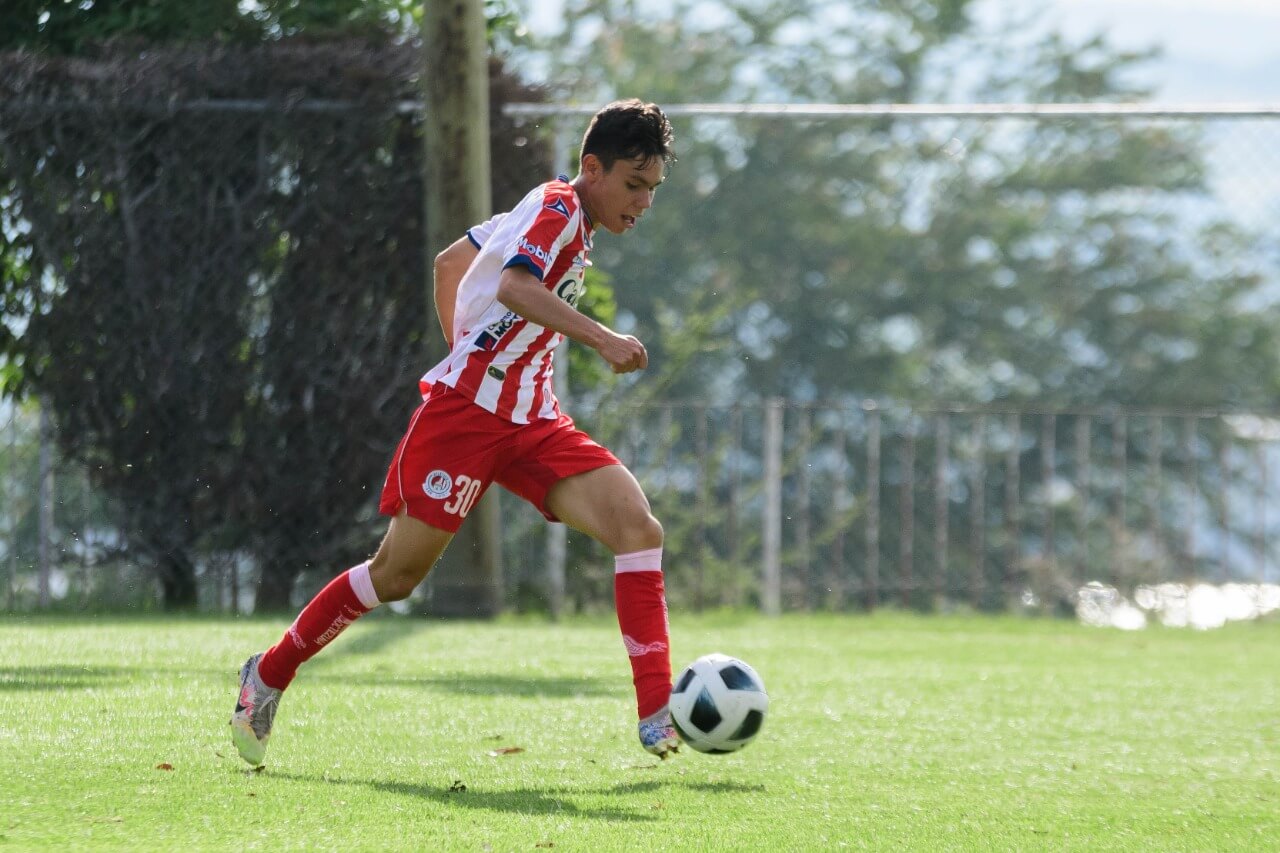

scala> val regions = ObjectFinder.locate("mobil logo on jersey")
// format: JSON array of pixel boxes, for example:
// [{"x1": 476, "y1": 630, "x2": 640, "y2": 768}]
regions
[{"x1": 516, "y1": 236, "x2": 553, "y2": 269}]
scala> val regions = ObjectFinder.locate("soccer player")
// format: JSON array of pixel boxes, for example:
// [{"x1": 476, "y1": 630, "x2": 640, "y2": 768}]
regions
[{"x1": 230, "y1": 99, "x2": 680, "y2": 765}]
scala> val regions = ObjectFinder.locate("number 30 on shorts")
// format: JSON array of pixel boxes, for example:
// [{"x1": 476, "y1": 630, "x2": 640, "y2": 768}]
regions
[{"x1": 443, "y1": 474, "x2": 483, "y2": 518}]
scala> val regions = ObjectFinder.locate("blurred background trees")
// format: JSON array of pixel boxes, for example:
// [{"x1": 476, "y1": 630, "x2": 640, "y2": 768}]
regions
[{"x1": 533, "y1": 0, "x2": 1280, "y2": 412}]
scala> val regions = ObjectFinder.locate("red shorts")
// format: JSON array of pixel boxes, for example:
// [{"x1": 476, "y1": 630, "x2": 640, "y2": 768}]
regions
[{"x1": 378, "y1": 384, "x2": 620, "y2": 532}]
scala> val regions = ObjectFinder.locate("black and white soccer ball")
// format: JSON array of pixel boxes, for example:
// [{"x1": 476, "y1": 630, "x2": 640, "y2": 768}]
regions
[{"x1": 668, "y1": 653, "x2": 768, "y2": 754}]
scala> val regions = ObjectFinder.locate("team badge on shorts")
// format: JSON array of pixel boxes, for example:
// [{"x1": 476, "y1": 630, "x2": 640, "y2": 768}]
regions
[{"x1": 423, "y1": 470, "x2": 453, "y2": 499}]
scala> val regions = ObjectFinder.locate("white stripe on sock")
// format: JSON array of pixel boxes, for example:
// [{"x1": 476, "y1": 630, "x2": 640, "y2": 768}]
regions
[
  {"x1": 615, "y1": 547, "x2": 664, "y2": 574},
  {"x1": 348, "y1": 561, "x2": 381, "y2": 609}
]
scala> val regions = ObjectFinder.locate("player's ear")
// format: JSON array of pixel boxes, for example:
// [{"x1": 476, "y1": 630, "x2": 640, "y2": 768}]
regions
[{"x1": 581, "y1": 152, "x2": 605, "y2": 181}]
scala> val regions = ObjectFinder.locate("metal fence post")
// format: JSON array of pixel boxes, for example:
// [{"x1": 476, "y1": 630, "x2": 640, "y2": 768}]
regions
[
  {"x1": 933, "y1": 412, "x2": 949, "y2": 605},
  {"x1": 900, "y1": 416, "x2": 916, "y2": 607},
  {"x1": 1258, "y1": 442, "x2": 1269, "y2": 583},
  {"x1": 1074, "y1": 415, "x2": 1090, "y2": 587},
  {"x1": 829, "y1": 414, "x2": 849, "y2": 610},
  {"x1": 970, "y1": 414, "x2": 986, "y2": 608},
  {"x1": 728, "y1": 404, "x2": 743, "y2": 607},
  {"x1": 762, "y1": 398, "x2": 783, "y2": 616},
  {"x1": 37, "y1": 398, "x2": 54, "y2": 609},
  {"x1": 1004, "y1": 413, "x2": 1021, "y2": 603},
  {"x1": 796, "y1": 404, "x2": 812, "y2": 609},
  {"x1": 865, "y1": 403, "x2": 880, "y2": 609},
  {"x1": 1114, "y1": 415, "x2": 1128, "y2": 582},
  {"x1": 695, "y1": 403, "x2": 709, "y2": 611},
  {"x1": 1040, "y1": 413, "x2": 1055, "y2": 609},
  {"x1": 1216, "y1": 441, "x2": 1231, "y2": 582},
  {"x1": 5, "y1": 407, "x2": 16, "y2": 611},
  {"x1": 1181, "y1": 418, "x2": 1197, "y2": 579}
]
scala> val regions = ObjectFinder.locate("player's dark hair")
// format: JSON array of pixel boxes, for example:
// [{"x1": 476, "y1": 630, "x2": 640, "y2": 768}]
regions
[{"x1": 580, "y1": 99, "x2": 676, "y2": 171}]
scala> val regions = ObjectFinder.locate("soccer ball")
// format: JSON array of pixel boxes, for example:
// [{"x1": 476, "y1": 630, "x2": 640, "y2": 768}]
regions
[{"x1": 668, "y1": 653, "x2": 768, "y2": 754}]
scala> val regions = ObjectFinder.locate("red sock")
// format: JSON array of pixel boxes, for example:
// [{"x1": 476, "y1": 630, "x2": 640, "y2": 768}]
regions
[
  {"x1": 257, "y1": 561, "x2": 380, "y2": 690},
  {"x1": 614, "y1": 547, "x2": 672, "y2": 719}
]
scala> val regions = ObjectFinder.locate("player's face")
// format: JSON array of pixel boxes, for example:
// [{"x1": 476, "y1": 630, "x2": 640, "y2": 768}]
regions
[{"x1": 582, "y1": 154, "x2": 665, "y2": 235}]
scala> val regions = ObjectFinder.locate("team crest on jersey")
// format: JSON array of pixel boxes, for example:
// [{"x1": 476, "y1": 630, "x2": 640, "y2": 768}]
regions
[
  {"x1": 544, "y1": 197, "x2": 572, "y2": 219},
  {"x1": 423, "y1": 470, "x2": 453, "y2": 499}
]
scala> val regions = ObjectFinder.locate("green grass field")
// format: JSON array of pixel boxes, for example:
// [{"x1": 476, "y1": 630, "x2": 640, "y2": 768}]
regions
[{"x1": 1, "y1": 612, "x2": 1277, "y2": 851}]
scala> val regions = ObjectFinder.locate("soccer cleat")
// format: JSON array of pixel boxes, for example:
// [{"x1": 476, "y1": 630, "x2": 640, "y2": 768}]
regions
[
  {"x1": 229, "y1": 653, "x2": 282, "y2": 767},
  {"x1": 638, "y1": 706, "x2": 681, "y2": 758}
]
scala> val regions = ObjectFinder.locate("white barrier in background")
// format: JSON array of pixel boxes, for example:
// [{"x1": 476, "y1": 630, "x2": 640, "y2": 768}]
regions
[{"x1": 1077, "y1": 580, "x2": 1280, "y2": 630}]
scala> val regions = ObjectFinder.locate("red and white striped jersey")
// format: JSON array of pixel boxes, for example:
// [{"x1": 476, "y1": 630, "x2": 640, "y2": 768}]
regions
[{"x1": 420, "y1": 177, "x2": 594, "y2": 424}]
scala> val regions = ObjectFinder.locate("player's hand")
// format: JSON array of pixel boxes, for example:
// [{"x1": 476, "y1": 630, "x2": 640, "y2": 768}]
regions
[{"x1": 597, "y1": 332, "x2": 648, "y2": 374}]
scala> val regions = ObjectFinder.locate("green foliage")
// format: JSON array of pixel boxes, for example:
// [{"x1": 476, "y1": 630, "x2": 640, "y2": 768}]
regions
[
  {"x1": 528, "y1": 0, "x2": 1280, "y2": 411},
  {"x1": 566, "y1": 267, "x2": 620, "y2": 391},
  {"x1": 0, "y1": 0, "x2": 422, "y2": 54},
  {"x1": 0, "y1": 40, "x2": 551, "y2": 610},
  {"x1": 0, "y1": 178, "x2": 32, "y2": 397},
  {"x1": 0, "y1": 0, "x2": 256, "y2": 52},
  {"x1": 0, "y1": 0, "x2": 532, "y2": 54}
]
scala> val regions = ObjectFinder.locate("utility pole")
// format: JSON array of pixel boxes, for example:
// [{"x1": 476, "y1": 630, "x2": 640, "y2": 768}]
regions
[{"x1": 423, "y1": 0, "x2": 502, "y2": 618}]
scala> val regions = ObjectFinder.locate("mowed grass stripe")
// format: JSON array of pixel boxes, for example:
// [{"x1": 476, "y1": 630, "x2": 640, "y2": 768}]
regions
[{"x1": 0, "y1": 613, "x2": 1276, "y2": 851}]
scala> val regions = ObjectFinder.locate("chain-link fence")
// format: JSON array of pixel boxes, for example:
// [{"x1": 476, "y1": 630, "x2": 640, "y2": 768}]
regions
[
  {"x1": 507, "y1": 399, "x2": 1280, "y2": 615},
  {"x1": 0, "y1": 42, "x2": 550, "y2": 613},
  {"x1": 6, "y1": 395, "x2": 1280, "y2": 614},
  {"x1": 4, "y1": 85, "x2": 1280, "y2": 614}
]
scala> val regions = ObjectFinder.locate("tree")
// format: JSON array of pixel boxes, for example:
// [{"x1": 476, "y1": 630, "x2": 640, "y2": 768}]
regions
[
  {"x1": 530, "y1": 0, "x2": 1280, "y2": 412},
  {"x1": 0, "y1": 0, "x2": 559, "y2": 612},
  {"x1": 514, "y1": 0, "x2": 1280, "y2": 609},
  {"x1": 0, "y1": 37, "x2": 551, "y2": 610}
]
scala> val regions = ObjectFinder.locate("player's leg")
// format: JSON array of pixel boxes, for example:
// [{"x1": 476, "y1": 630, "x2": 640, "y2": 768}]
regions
[
  {"x1": 232, "y1": 387, "x2": 506, "y2": 766},
  {"x1": 231, "y1": 513, "x2": 453, "y2": 766},
  {"x1": 542, "y1": 464, "x2": 680, "y2": 757},
  {"x1": 255, "y1": 511, "x2": 453, "y2": 690}
]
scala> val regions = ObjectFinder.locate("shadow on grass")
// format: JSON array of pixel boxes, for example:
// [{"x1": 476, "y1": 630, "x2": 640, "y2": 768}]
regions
[
  {"x1": 329, "y1": 617, "x2": 426, "y2": 658},
  {"x1": 267, "y1": 771, "x2": 764, "y2": 821},
  {"x1": 0, "y1": 665, "x2": 125, "y2": 691},
  {"x1": 306, "y1": 670, "x2": 620, "y2": 699}
]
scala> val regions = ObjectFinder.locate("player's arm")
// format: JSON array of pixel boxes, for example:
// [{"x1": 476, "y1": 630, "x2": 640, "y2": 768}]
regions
[
  {"x1": 496, "y1": 266, "x2": 647, "y2": 374},
  {"x1": 433, "y1": 237, "x2": 479, "y2": 347}
]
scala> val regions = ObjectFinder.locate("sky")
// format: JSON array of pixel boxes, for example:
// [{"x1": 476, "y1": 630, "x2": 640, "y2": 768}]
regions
[{"x1": 1041, "y1": 0, "x2": 1280, "y2": 101}]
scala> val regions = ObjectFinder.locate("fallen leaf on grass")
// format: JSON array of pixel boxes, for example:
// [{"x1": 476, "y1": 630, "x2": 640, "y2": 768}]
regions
[
  {"x1": 155, "y1": 763, "x2": 174, "y2": 771},
  {"x1": 487, "y1": 746, "x2": 525, "y2": 756}
]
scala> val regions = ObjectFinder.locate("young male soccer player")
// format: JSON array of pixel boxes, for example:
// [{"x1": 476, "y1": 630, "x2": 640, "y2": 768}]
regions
[{"x1": 230, "y1": 99, "x2": 680, "y2": 765}]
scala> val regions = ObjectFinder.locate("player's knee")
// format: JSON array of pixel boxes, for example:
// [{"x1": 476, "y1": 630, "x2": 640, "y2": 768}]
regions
[
  {"x1": 642, "y1": 512, "x2": 664, "y2": 548},
  {"x1": 368, "y1": 557, "x2": 427, "y2": 602},
  {"x1": 622, "y1": 511, "x2": 663, "y2": 552},
  {"x1": 376, "y1": 573, "x2": 420, "y2": 603}
]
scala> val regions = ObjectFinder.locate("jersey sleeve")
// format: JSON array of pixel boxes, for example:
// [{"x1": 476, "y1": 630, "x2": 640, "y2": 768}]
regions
[
  {"x1": 502, "y1": 184, "x2": 579, "y2": 282},
  {"x1": 466, "y1": 212, "x2": 507, "y2": 249}
]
